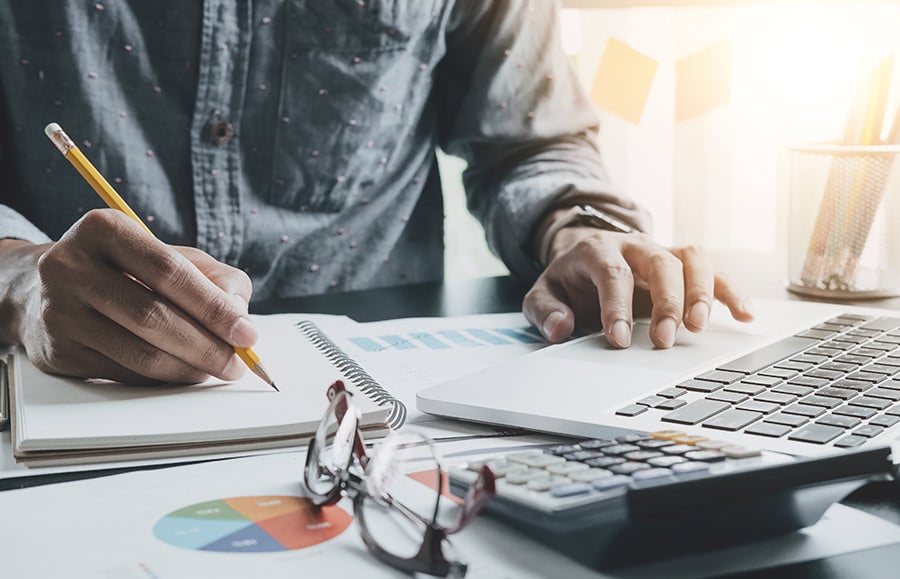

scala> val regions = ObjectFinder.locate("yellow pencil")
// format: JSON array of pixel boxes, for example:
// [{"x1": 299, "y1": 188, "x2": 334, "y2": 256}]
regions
[{"x1": 44, "y1": 122, "x2": 278, "y2": 391}]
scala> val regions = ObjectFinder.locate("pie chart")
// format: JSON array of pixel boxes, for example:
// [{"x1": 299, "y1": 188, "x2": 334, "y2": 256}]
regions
[{"x1": 153, "y1": 495, "x2": 352, "y2": 553}]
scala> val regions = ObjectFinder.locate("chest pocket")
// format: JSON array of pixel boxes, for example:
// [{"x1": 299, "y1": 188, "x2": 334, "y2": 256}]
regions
[{"x1": 270, "y1": 0, "x2": 439, "y2": 212}]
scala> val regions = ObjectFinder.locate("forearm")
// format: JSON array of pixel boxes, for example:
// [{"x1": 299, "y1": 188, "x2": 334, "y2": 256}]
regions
[{"x1": 0, "y1": 238, "x2": 46, "y2": 345}]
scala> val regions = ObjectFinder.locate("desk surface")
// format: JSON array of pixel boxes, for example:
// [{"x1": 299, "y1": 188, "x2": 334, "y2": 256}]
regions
[{"x1": 7, "y1": 251, "x2": 900, "y2": 578}]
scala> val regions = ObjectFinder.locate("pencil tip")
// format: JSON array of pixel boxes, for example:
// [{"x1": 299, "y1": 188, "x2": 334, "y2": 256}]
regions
[
  {"x1": 252, "y1": 362, "x2": 278, "y2": 392},
  {"x1": 271, "y1": 382, "x2": 280, "y2": 392}
]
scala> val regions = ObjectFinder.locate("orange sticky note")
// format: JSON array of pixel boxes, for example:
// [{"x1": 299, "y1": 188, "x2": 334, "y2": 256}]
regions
[
  {"x1": 676, "y1": 40, "x2": 733, "y2": 122},
  {"x1": 591, "y1": 38, "x2": 659, "y2": 125}
]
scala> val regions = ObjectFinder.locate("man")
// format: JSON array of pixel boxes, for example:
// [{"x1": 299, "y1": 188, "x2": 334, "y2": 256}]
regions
[{"x1": 0, "y1": 1, "x2": 752, "y2": 385}]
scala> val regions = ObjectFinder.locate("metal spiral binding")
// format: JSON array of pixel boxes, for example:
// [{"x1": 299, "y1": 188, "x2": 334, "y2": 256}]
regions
[{"x1": 295, "y1": 321, "x2": 407, "y2": 429}]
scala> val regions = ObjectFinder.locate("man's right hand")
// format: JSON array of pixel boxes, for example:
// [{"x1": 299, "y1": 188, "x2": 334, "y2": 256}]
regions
[{"x1": 0, "y1": 209, "x2": 258, "y2": 385}]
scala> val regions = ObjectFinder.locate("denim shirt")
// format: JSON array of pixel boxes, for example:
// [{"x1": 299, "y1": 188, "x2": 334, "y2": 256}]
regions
[{"x1": 0, "y1": 0, "x2": 651, "y2": 301}]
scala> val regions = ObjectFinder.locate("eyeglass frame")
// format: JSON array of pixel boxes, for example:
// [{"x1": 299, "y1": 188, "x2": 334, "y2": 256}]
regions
[{"x1": 304, "y1": 380, "x2": 496, "y2": 577}]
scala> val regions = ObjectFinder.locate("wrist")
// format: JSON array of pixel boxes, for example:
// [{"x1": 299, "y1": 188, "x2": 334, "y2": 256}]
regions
[
  {"x1": 0, "y1": 239, "x2": 47, "y2": 345},
  {"x1": 535, "y1": 205, "x2": 634, "y2": 267}
]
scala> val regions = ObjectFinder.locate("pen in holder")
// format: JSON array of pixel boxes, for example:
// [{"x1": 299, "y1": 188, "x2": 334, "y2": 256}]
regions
[{"x1": 789, "y1": 144, "x2": 900, "y2": 299}]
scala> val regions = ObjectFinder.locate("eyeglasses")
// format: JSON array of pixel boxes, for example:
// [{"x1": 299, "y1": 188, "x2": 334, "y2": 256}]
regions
[{"x1": 304, "y1": 380, "x2": 496, "y2": 578}]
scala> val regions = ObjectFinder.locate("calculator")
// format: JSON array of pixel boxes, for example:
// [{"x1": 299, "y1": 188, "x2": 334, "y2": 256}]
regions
[{"x1": 448, "y1": 429, "x2": 895, "y2": 569}]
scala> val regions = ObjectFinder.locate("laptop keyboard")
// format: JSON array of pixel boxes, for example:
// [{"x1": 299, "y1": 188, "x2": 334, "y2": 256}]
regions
[{"x1": 616, "y1": 314, "x2": 900, "y2": 448}]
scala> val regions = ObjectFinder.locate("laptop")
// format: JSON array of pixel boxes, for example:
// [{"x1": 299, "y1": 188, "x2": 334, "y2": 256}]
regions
[{"x1": 417, "y1": 298, "x2": 900, "y2": 456}]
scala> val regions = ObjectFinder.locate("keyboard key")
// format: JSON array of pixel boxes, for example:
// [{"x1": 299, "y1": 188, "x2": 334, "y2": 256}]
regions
[
  {"x1": 792, "y1": 354, "x2": 828, "y2": 364},
  {"x1": 788, "y1": 376, "x2": 830, "y2": 389},
  {"x1": 834, "y1": 435, "x2": 867, "y2": 448},
  {"x1": 759, "y1": 367, "x2": 799, "y2": 380},
  {"x1": 725, "y1": 383, "x2": 767, "y2": 395},
  {"x1": 869, "y1": 415, "x2": 900, "y2": 428},
  {"x1": 832, "y1": 404, "x2": 878, "y2": 419},
  {"x1": 847, "y1": 349, "x2": 884, "y2": 359},
  {"x1": 678, "y1": 379, "x2": 725, "y2": 393},
  {"x1": 657, "y1": 387, "x2": 688, "y2": 398},
  {"x1": 789, "y1": 424, "x2": 844, "y2": 444},
  {"x1": 782, "y1": 403, "x2": 826, "y2": 418},
  {"x1": 745, "y1": 422, "x2": 792, "y2": 437},
  {"x1": 805, "y1": 369, "x2": 845, "y2": 381},
  {"x1": 860, "y1": 364, "x2": 900, "y2": 376},
  {"x1": 849, "y1": 397, "x2": 892, "y2": 410},
  {"x1": 835, "y1": 354, "x2": 870, "y2": 365},
  {"x1": 703, "y1": 409, "x2": 763, "y2": 431},
  {"x1": 816, "y1": 387, "x2": 858, "y2": 400},
  {"x1": 765, "y1": 413, "x2": 809, "y2": 427},
  {"x1": 717, "y1": 336, "x2": 818, "y2": 374},
  {"x1": 737, "y1": 400, "x2": 780, "y2": 414},
  {"x1": 832, "y1": 379, "x2": 873, "y2": 392},
  {"x1": 706, "y1": 391, "x2": 749, "y2": 404},
  {"x1": 775, "y1": 360, "x2": 815, "y2": 371},
  {"x1": 698, "y1": 369, "x2": 746, "y2": 383},
  {"x1": 799, "y1": 395, "x2": 841, "y2": 409},
  {"x1": 616, "y1": 404, "x2": 647, "y2": 417},
  {"x1": 741, "y1": 375, "x2": 783, "y2": 387},
  {"x1": 860, "y1": 316, "x2": 900, "y2": 331},
  {"x1": 772, "y1": 384, "x2": 814, "y2": 397},
  {"x1": 754, "y1": 391, "x2": 798, "y2": 405},
  {"x1": 816, "y1": 414, "x2": 861, "y2": 429},
  {"x1": 887, "y1": 404, "x2": 900, "y2": 416},
  {"x1": 818, "y1": 362, "x2": 856, "y2": 373},
  {"x1": 796, "y1": 329, "x2": 835, "y2": 340},
  {"x1": 662, "y1": 400, "x2": 729, "y2": 425},
  {"x1": 637, "y1": 395, "x2": 667, "y2": 407},
  {"x1": 866, "y1": 388, "x2": 900, "y2": 401},
  {"x1": 852, "y1": 425, "x2": 884, "y2": 438},
  {"x1": 881, "y1": 380, "x2": 900, "y2": 391},
  {"x1": 807, "y1": 346, "x2": 842, "y2": 358},
  {"x1": 846, "y1": 371, "x2": 885, "y2": 382},
  {"x1": 656, "y1": 398, "x2": 688, "y2": 410}
]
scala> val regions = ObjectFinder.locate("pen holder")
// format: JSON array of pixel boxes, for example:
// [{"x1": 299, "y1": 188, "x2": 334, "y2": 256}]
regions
[{"x1": 788, "y1": 144, "x2": 900, "y2": 299}]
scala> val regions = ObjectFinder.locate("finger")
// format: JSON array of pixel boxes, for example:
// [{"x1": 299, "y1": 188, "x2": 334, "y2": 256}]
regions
[
  {"x1": 714, "y1": 273, "x2": 755, "y2": 322},
  {"x1": 579, "y1": 243, "x2": 635, "y2": 349},
  {"x1": 39, "y1": 340, "x2": 167, "y2": 386},
  {"x1": 81, "y1": 266, "x2": 245, "y2": 381},
  {"x1": 522, "y1": 277, "x2": 575, "y2": 343},
  {"x1": 673, "y1": 246, "x2": 714, "y2": 333},
  {"x1": 77, "y1": 308, "x2": 244, "y2": 384},
  {"x1": 624, "y1": 243, "x2": 684, "y2": 348},
  {"x1": 176, "y1": 246, "x2": 253, "y2": 313},
  {"x1": 73, "y1": 210, "x2": 255, "y2": 348}
]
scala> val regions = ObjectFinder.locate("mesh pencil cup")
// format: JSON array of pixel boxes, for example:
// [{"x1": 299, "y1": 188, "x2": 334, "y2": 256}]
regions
[{"x1": 788, "y1": 144, "x2": 900, "y2": 299}]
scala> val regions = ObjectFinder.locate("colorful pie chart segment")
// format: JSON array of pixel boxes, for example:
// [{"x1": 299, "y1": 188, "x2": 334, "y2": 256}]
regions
[{"x1": 153, "y1": 495, "x2": 351, "y2": 553}]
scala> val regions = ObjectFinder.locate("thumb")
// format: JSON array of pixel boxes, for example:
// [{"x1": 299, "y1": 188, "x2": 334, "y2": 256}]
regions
[
  {"x1": 175, "y1": 246, "x2": 253, "y2": 315},
  {"x1": 523, "y1": 283, "x2": 575, "y2": 343}
]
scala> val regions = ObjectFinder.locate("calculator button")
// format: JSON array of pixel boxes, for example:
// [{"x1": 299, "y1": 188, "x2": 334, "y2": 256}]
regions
[
  {"x1": 671, "y1": 461, "x2": 711, "y2": 475},
  {"x1": 526, "y1": 476, "x2": 571, "y2": 492},
  {"x1": 546, "y1": 444, "x2": 580, "y2": 455},
  {"x1": 568, "y1": 469, "x2": 614, "y2": 483},
  {"x1": 601, "y1": 444, "x2": 641, "y2": 455},
  {"x1": 631, "y1": 468, "x2": 673, "y2": 482},
  {"x1": 546, "y1": 462, "x2": 590, "y2": 476},
  {"x1": 671, "y1": 435, "x2": 709, "y2": 445},
  {"x1": 623, "y1": 451, "x2": 664, "y2": 462},
  {"x1": 505, "y1": 470, "x2": 551, "y2": 485},
  {"x1": 683, "y1": 450, "x2": 726, "y2": 462},
  {"x1": 694, "y1": 440, "x2": 731, "y2": 450},
  {"x1": 584, "y1": 457, "x2": 625, "y2": 468},
  {"x1": 507, "y1": 453, "x2": 566, "y2": 468},
  {"x1": 646, "y1": 456, "x2": 687, "y2": 467},
  {"x1": 592, "y1": 475, "x2": 632, "y2": 492},
  {"x1": 549, "y1": 483, "x2": 593, "y2": 498},
  {"x1": 636, "y1": 439, "x2": 676, "y2": 450},
  {"x1": 721, "y1": 445, "x2": 761, "y2": 459},
  {"x1": 608, "y1": 462, "x2": 651, "y2": 475},
  {"x1": 615, "y1": 434, "x2": 651, "y2": 444},
  {"x1": 578, "y1": 439, "x2": 616, "y2": 450},
  {"x1": 650, "y1": 430, "x2": 686, "y2": 440},
  {"x1": 562, "y1": 451, "x2": 605, "y2": 462},
  {"x1": 660, "y1": 444, "x2": 697, "y2": 455}
]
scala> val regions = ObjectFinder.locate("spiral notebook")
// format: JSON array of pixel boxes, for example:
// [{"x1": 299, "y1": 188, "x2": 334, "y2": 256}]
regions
[{"x1": 8, "y1": 315, "x2": 406, "y2": 466}]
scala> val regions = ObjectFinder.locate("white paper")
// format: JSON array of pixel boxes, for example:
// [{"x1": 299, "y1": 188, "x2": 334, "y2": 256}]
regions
[{"x1": 1, "y1": 448, "x2": 899, "y2": 579}]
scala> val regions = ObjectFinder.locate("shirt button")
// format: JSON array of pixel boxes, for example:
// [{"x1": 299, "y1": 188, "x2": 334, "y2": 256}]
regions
[{"x1": 209, "y1": 120, "x2": 235, "y2": 145}]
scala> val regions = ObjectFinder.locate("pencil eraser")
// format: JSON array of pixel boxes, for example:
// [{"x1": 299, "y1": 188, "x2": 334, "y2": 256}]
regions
[{"x1": 44, "y1": 123, "x2": 62, "y2": 138}]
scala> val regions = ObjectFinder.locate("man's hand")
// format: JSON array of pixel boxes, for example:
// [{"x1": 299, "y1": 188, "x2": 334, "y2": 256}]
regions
[
  {"x1": 523, "y1": 225, "x2": 754, "y2": 349},
  {"x1": 0, "y1": 209, "x2": 257, "y2": 385}
]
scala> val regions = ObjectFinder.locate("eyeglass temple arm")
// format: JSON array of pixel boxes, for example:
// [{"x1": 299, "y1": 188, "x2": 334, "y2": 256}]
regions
[
  {"x1": 327, "y1": 380, "x2": 369, "y2": 463},
  {"x1": 446, "y1": 465, "x2": 496, "y2": 534}
]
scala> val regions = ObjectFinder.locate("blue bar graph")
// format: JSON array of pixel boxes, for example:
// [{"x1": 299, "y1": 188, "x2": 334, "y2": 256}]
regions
[
  {"x1": 438, "y1": 330, "x2": 482, "y2": 347},
  {"x1": 350, "y1": 337, "x2": 386, "y2": 352},
  {"x1": 410, "y1": 332, "x2": 451, "y2": 350},
  {"x1": 466, "y1": 329, "x2": 511, "y2": 345},
  {"x1": 379, "y1": 335, "x2": 417, "y2": 350},
  {"x1": 494, "y1": 328, "x2": 543, "y2": 344}
]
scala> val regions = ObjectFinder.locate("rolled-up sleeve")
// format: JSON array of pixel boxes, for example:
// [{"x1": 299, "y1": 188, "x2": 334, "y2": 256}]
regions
[
  {"x1": 437, "y1": 0, "x2": 652, "y2": 281},
  {"x1": 0, "y1": 204, "x2": 52, "y2": 244}
]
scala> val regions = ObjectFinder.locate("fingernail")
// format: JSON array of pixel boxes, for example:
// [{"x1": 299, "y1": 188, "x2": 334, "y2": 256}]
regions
[
  {"x1": 542, "y1": 311, "x2": 565, "y2": 340},
  {"x1": 230, "y1": 317, "x2": 258, "y2": 348},
  {"x1": 609, "y1": 320, "x2": 631, "y2": 348},
  {"x1": 221, "y1": 354, "x2": 245, "y2": 381},
  {"x1": 688, "y1": 302, "x2": 710, "y2": 330},
  {"x1": 655, "y1": 318, "x2": 678, "y2": 348}
]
